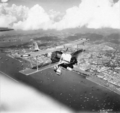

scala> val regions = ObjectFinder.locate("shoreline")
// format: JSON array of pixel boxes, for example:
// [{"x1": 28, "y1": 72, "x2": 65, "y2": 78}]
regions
[
  {"x1": 86, "y1": 75, "x2": 120, "y2": 95},
  {"x1": 1, "y1": 51, "x2": 120, "y2": 96},
  {"x1": 73, "y1": 66, "x2": 120, "y2": 95},
  {"x1": 1, "y1": 64, "x2": 120, "y2": 96},
  {"x1": 1, "y1": 52, "x2": 120, "y2": 111}
]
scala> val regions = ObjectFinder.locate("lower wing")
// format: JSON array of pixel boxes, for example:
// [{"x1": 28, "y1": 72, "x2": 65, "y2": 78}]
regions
[{"x1": 19, "y1": 62, "x2": 58, "y2": 76}]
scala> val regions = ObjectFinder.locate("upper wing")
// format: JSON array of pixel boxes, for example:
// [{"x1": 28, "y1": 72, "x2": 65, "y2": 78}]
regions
[{"x1": 20, "y1": 38, "x2": 88, "y2": 57}]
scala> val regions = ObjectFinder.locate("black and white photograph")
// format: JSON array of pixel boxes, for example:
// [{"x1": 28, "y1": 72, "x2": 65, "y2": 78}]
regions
[{"x1": 0, "y1": 0, "x2": 120, "y2": 113}]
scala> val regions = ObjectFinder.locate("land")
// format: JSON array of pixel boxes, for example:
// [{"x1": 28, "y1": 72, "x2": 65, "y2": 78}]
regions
[
  {"x1": 1, "y1": 29, "x2": 120, "y2": 92},
  {"x1": 0, "y1": 28, "x2": 120, "y2": 112},
  {"x1": 76, "y1": 42, "x2": 120, "y2": 94},
  {"x1": 0, "y1": 27, "x2": 13, "y2": 32}
]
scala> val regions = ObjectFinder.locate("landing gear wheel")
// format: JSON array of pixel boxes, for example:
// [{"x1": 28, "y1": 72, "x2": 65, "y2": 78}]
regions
[{"x1": 54, "y1": 66, "x2": 62, "y2": 75}]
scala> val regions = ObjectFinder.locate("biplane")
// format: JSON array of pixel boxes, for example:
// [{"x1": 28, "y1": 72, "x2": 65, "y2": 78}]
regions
[{"x1": 19, "y1": 38, "x2": 90, "y2": 76}]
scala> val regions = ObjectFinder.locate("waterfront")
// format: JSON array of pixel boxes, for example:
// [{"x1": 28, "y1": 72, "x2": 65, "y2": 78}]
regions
[{"x1": 0, "y1": 53, "x2": 120, "y2": 112}]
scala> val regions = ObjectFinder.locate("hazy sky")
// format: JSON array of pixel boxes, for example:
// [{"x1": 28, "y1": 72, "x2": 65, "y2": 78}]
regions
[
  {"x1": 7, "y1": 0, "x2": 120, "y2": 12},
  {"x1": 8, "y1": 0, "x2": 81, "y2": 12}
]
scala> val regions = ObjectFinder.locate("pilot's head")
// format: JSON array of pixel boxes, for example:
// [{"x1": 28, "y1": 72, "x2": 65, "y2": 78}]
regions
[{"x1": 56, "y1": 51, "x2": 63, "y2": 58}]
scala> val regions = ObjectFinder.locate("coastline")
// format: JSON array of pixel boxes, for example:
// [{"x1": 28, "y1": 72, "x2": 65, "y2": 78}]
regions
[
  {"x1": 73, "y1": 66, "x2": 120, "y2": 95},
  {"x1": 1, "y1": 52, "x2": 120, "y2": 111},
  {"x1": 86, "y1": 75, "x2": 120, "y2": 95},
  {"x1": 1, "y1": 51, "x2": 120, "y2": 96}
]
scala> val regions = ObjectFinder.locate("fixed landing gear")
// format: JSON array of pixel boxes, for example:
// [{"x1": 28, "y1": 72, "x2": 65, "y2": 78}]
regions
[{"x1": 53, "y1": 65, "x2": 62, "y2": 75}]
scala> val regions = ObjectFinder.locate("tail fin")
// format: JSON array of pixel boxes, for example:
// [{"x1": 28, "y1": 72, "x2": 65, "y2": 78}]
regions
[{"x1": 33, "y1": 41, "x2": 40, "y2": 51}]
